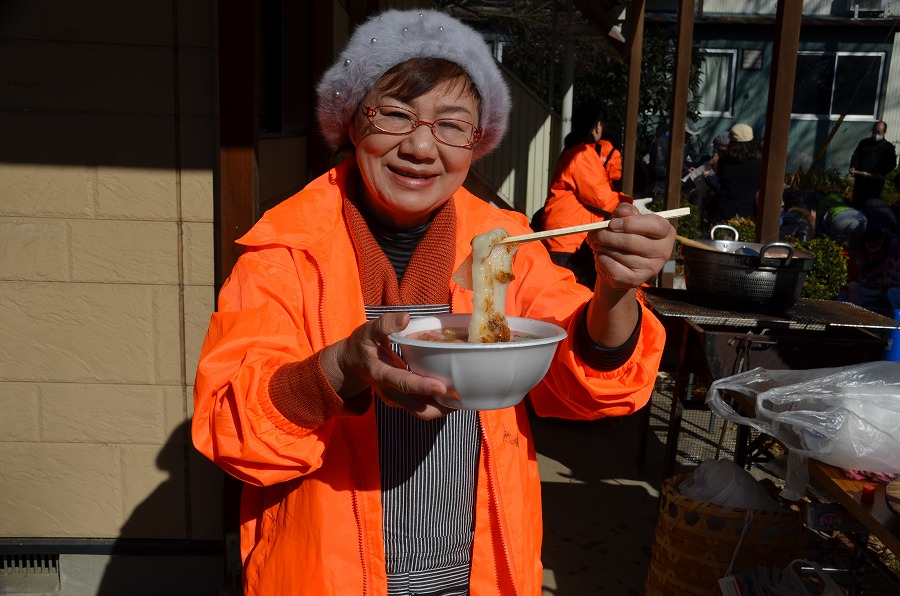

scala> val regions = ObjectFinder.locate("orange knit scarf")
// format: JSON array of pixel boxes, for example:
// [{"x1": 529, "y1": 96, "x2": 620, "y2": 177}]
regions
[{"x1": 343, "y1": 191, "x2": 456, "y2": 307}]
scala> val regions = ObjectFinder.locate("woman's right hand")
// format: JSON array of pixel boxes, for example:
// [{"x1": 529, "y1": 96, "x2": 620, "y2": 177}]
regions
[{"x1": 320, "y1": 312, "x2": 457, "y2": 420}]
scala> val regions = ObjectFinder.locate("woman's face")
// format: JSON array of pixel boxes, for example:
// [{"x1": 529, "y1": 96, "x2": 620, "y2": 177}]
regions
[{"x1": 350, "y1": 80, "x2": 479, "y2": 229}]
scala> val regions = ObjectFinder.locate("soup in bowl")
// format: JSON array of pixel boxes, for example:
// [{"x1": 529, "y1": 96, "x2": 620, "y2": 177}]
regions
[{"x1": 389, "y1": 313, "x2": 567, "y2": 410}]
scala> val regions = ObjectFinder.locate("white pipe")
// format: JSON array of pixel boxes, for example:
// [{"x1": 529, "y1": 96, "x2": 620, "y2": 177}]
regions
[{"x1": 560, "y1": 33, "x2": 575, "y2": 153}]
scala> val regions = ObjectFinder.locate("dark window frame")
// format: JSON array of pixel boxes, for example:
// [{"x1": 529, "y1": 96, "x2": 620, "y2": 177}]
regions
[
  {"x1": 790, "y1": 51, "x2": 886, "y2": 121},
  {"x1": 696, "y1": 48, "x2": 738, "y2": 118}
]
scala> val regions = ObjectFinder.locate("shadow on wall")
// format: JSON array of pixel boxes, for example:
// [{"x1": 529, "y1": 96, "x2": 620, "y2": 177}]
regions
[{"x1": 95, "y1": 420, "x2": 228, "y2": 596}]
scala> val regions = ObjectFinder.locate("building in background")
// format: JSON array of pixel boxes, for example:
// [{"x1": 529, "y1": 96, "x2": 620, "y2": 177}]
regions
[{"x1": 647, "y1": 0, "x2": 900, "y2": 176}]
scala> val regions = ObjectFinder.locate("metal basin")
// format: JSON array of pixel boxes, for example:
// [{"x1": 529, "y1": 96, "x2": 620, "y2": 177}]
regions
[{"x1": 682, "y1": 226, "x2": 816, "y2": 314}]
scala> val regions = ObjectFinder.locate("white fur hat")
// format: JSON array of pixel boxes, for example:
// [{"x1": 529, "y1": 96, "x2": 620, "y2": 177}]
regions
[{"x1": 316, "y1": 9, "x2": 511, "y2": 161}]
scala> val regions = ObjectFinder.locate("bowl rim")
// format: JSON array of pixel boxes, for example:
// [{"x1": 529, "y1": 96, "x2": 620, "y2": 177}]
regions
[{"x1": 389, "y1": 313, "x2": 567, "y2": 350}]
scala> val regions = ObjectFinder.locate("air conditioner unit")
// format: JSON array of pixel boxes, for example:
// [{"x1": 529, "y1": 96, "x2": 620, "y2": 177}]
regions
[{"x1": 847, "y1": 0, "x2": 887, "y2": 16}]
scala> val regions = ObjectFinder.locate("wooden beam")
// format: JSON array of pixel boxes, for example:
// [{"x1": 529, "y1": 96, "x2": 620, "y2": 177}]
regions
[
  {"x1": 666, "y1": 0, "x2": 695, "y2": 211},
  {"x1": 217, "y1": 0, "x2": 258, "y2": 291},
  {"x1": 573, "y1": 0, "x2": 626, "y2": 53},
  {"x1": 622, "y1": 0, "x2": 645, "y2": 197},
  {"x1": 215, "y1": 0, "x2": 259, "y2": 583},
  {"x1": 757, "y1": 1, "x2": 803, "y2": 243},
  {"x1": 308, "y1": 0, "x2": 337, "y2": 178}
]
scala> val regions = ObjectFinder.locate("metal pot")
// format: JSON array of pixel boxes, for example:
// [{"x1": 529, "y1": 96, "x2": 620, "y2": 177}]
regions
[{"x1": 681, "y1": 226, "x2": 816, "y2": 314}]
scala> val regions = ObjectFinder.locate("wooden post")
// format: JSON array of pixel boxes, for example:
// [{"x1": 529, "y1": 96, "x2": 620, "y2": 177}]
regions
[
  {"x1": 757, "y1": 1, "x2": 803, "y2": 243},
  {"x1": 666, "y1": 0, "x2": 696, "y2": 212},
  {"x1": 217, "y1": 0, "x2": 259, "y2": 292},
  {"x1": 622, "y1": 0, "x2": 645, "y2": 197}
]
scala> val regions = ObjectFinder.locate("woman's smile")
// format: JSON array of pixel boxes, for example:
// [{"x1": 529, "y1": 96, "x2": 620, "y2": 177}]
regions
[{"x1": 389, "y1": 166, "x2": 438, "y2": 181}]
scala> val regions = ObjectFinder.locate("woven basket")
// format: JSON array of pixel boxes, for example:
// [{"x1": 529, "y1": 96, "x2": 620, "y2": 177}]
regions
[{"x1": 645, "y1": 474, "x2": 803, "y2": 595}]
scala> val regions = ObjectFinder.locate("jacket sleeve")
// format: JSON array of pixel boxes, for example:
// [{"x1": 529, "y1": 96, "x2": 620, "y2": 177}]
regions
[
  {"x1": 506, "y1": 229, "x2": 666, "y2": 419},
  {"x1": 191, "y1": 250, "x2": 350, "y2": 486},
  {"x1": 606, "y1": 147, "x2": 623, "y2": 182},
  {"x1": 569, "y1": 148, "x2": 629, "y2": 214}
]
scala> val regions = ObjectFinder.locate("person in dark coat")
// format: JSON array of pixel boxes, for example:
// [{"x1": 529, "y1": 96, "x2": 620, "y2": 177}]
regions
[
  {"x1": 646, "y1": 119, "x2": 700, "y2": 201},
  {"x1": 705, "y1": 123, "x2": 763, "y2": 224},
  {"x1": 849, "y1": 120, "x2": 897, "y2": 208},
  {"x1": 779, "y1": 207, "x2": 815, "y2": 242},
  {"x1": 779, "y1": 189, "x2": 818, "y2": 242}
]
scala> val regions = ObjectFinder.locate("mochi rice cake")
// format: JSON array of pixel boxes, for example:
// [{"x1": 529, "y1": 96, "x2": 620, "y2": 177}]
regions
[{"x1": 468, "y1": 229, "x2": 518, "y2": 343}]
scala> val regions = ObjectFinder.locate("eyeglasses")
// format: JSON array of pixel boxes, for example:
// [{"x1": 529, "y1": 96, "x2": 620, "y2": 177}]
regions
[{"x1": 363, "y1": 105, "x2": 482, "y2": 149}]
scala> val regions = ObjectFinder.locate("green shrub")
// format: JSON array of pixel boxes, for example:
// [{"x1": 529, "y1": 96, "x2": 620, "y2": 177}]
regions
[
  {"x1": 649, "y1": 197, "x2": 702, "y2": 239},
  {"x1": 884, "y1": 169, "x2": 900, "y2": 206},
  {"x1": 720, "y1": 217, "x2": 755, "y2": 242},
  {"x1": 788, "y1": 168, "x2": 853, "y2": 198},
  {"x1": 788, "y1": 167, "x2": 900, "y2": 206},
  {"x1": 791, "y1": 236, "x2": 848, "y2": 300},
  {"x1": 649, "y1": 198, "x2": 701, "y2": 263},
  {"x1": 675, "y1": 198, "x2": 702, "y2": 240}
]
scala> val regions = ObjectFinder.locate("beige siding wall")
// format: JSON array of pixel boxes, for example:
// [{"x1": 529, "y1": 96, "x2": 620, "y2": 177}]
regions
[
  {"x1": 472, "y1": 68, "x2": 561, "y2": 219},
  {"x1": 0, "y1": 1, "x2": 220, "y2": 540}
]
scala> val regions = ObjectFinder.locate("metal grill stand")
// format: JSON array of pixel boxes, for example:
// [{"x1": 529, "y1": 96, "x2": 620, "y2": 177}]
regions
[{"x1": 639, "y1": 288, "x2": 900, "y2": 478}]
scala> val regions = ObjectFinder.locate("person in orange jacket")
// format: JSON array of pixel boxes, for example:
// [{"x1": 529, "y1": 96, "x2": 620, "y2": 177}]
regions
[
  {"x1": 541, "y1": 102, "x2": 633, "y2": 280},
  {"x1": 192, "y1": 9, "x2": 675, "y2": 596}
]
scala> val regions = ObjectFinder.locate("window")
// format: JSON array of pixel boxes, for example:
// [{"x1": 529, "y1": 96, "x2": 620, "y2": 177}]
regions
[
  {"x1": 695, "y1": 49, "x2": 737, "y2": 118},
  {"x1": 791, "y1": 52, "x2": 885, "y2": 120}
]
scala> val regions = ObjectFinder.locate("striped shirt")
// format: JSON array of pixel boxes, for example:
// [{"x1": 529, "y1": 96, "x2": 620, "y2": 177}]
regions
[{"x1": 366, "y1": 304, "x2": 480, "y2": 596}]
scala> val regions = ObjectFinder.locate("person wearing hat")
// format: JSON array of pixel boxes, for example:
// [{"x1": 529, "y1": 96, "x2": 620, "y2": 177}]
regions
[
  {"x1": 708, "y1": 131, "x2": 731, "y2": 168},
  {"x1": 191, "y1": 9, "x2": 674, "y2": 595},
  {"x1": 706, "y1": 123, "x2": 763, "y2": 224}
]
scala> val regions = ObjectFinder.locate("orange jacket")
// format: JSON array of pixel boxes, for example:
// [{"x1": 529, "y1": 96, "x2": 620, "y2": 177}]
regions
[
  {"x1": 597, "y1": 139, "x2": 622, "y2": 183},
  {"x1": 192, "y1": 160, "x2": 665, "y2": 596},
  {"x1": 542, "y1": 142, "x2": 630, "y2": 254}
]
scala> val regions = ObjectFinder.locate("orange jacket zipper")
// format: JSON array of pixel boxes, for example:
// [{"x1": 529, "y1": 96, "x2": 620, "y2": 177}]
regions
[{"x1": 479, "y1": 414, "x2": 520, "y2": 596}]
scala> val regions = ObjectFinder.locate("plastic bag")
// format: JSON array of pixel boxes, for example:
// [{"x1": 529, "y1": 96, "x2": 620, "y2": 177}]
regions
[
  {"x1": 680, "y1": 459, "x2": 782, "y2": 511},
  {"x1": 705, "y1": 361, "x2": 900, "y2": 500}
]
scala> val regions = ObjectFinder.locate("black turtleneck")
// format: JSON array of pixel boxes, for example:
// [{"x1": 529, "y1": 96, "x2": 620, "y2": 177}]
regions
[{"x1": 357, "y1": 204, "x2": 432, "y2": 283}]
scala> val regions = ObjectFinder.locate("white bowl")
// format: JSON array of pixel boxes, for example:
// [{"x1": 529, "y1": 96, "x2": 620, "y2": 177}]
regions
[{"x1": 389, "y1": 313, "x2": 567, "y2": 410}]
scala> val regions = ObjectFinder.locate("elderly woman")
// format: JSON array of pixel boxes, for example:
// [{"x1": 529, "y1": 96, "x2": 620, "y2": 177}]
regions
[{"x1": 192, "y1": 9, "x2": 674, "y2": 596}]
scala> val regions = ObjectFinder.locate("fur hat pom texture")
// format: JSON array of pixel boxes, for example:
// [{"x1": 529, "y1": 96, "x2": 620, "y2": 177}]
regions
[{"x1": 316, "y1": 9, "x2": 512, "y2": 161}]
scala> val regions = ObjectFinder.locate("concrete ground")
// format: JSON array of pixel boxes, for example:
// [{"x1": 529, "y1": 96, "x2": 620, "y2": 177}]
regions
[{"x1": 533, "y1": 374, "x2": 675, "y2": 595}]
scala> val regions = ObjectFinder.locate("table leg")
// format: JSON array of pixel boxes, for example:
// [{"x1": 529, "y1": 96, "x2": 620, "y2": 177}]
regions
[
  {"x1": 735, "y1": 423, "x2": 749, "y2": 469},
  {"x1": 662, "y1": 320, "x2": 691, "y2": 479},
  {"x1": 848, "y1": 531, "x2": 868, "y2": 596},
  {"x1": 636, "y1": 401, "x2": 650, "y2": 474}
]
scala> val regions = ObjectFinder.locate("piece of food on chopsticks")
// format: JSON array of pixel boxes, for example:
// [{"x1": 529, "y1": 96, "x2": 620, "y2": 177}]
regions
[{"x1": 468, "y1": 228, "x2": 518, "y2": 343}]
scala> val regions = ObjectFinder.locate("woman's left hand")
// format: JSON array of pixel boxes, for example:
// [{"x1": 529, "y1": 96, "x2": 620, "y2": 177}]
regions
[{"x1": 584, "y1": 202, "x2": 676, "y2": 291}]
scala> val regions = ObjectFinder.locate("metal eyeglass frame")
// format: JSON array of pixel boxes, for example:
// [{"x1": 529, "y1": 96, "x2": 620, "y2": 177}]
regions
[{"x1": 363, "y1": 105, "x2": 483, "y2": 149}]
